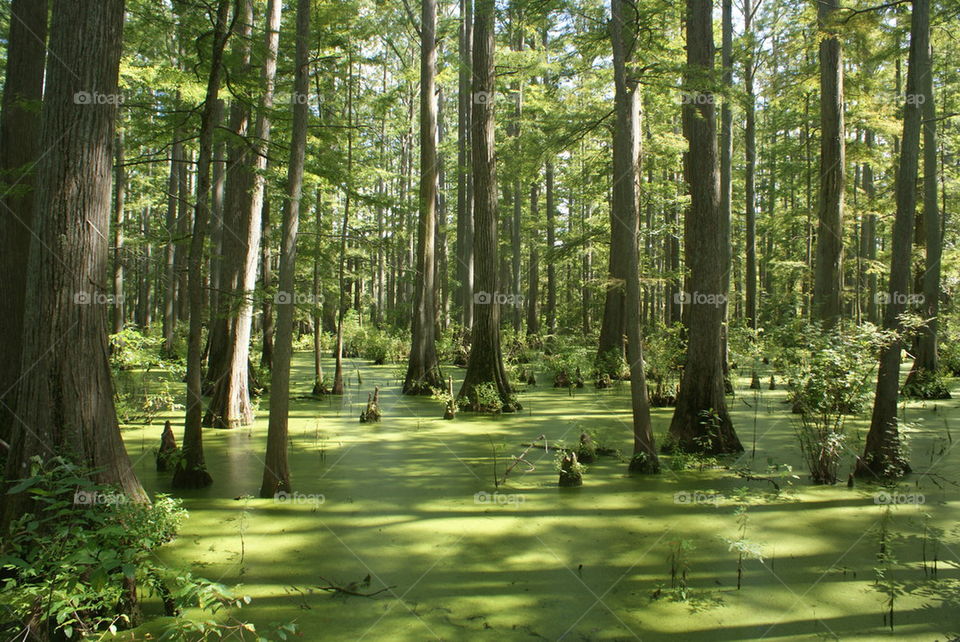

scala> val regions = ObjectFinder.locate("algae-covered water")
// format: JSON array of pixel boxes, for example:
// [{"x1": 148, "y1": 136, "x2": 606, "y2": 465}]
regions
[{"x1": 120, "y1": 355, "x2": 960, "y2": 641}]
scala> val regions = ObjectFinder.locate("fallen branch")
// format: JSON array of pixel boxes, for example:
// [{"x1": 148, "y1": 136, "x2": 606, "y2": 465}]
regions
[
  {"x1": 499, "y1": 434, "x2": 545, "y2": 487},
  {"x1": 316, "y1": 576, "x2": 394, "y2": 598},
  {"x1": 735, "y1": 471, "x2": 781, "y2": 492}
]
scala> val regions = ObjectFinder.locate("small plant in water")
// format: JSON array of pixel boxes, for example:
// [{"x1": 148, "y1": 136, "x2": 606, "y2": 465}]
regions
[
  {"x1": 724, "y1": 506, "x2": 764, "y2": 589},
  {"x1": 667, "y1": 539, "x2": 696, "y2": 601}
]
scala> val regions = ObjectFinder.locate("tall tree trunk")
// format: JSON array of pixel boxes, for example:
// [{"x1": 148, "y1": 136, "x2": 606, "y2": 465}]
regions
[
  {"x1": 0, "y1": 0, "x2": 47, "y2": 442},
  {"x1": 261, "y1": 0, "x2": 309, "y2": 498},
  {"x1": 404, "y1": 0, "x2": 444, "y2": 394},
  {"x1": 112, "y1": 131, "x2": 126, "y2": 334},
  {"x1": 205, "y1": 0, "x2": 280, "y2": 428},
  {"x1": 667, "y1": 0, "x2": 742, "y2": 455},
  {"x1": 457, "y1": 0, "x2": 474, "y2": 331},
  {"x1": 856, "y1": 0, "x2": 927, "y2": 479},
  {"x1": 812, "y1": 0, "x2": 846, "y2": 327},
  {"x1": 719, "y1": 0, "x2": 734, "y2": 391},
  {"x1": 744, "y1": 0, "x2": 757, "y2": 331},
  {"x1": 526, "y1": 184, "x2": 540, "y2": 335},
  {"x1": 261, "y1": 192, "x2": 275, "y2": 371},
  {"x1": 172, "y1": 0, "x2": 231, "y2": 489},
  {"x1": 332, "y1": 54, "x2": 355, "y2": 396},
  {"x1": 546, "y1": 159, "x2": 557, "y2": 335},
  {"x1": 610, "y1": 0, "x2": 660, "y2": 473},
  {"x1": 162, "y1": 134, "x2": 183, "y2": 355},
  {"x1": 906, "y1": 13, "x2": 943, "y2": 394},
  {"x1": 2, "y1": 0, "x2": 148, "y2": 529},
  {"x1": 457, "y1": 0, "x2": 518, "y2": 412}
]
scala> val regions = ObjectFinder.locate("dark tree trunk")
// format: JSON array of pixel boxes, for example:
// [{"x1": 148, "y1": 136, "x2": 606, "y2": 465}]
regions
[
  {"x1": 610, "y1": 0, "x2": 659, "y2": 473},
  {"x1": 812, "y1": 0, "x2": 846, "y2": 327},
  {"x1": 261, "y1": 0, "x2": 309, "y2": 498},
  {"x1": 546, "y1": 160, "x2": 557, "y2": 335},
  {"x1": 0, "y1": 0, "x2": 47, "y2": 442},
  {"x1": 172, "y1": 0, "x2": 231, "y2": 489},
  {"x1": 2, "y1": 0, "x2": 148, "y2": 529},
  {"x1": 404, "y1": 0, "x2": 444, "y2": 395},
  {"x1": 906, "y1": 12, "x2": 942, "y2": 391},
  {"x1": 457, "y1": 0, "x2": 517, "y2": 412},
  {"x1": 856, "y1": 0, "x2": 928, "y2": 479},
  {"x1": 526, "y1": 184, "x2": 540, "y2": 335},
  {"x1": 667, "y1": 0, "x2": 742, "y2": 455}
]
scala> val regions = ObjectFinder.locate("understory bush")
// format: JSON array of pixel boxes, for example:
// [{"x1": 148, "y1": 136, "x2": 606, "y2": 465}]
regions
[
  {"x1": 0, "y1": 457, "x2": 295, "y2": 641},
  {"x1": 782, "y1": 324, "x2": 885, "y2": 483},
  {"x1": 110, "y1": 328, "x2": 185, "y2": 424},
  {"x1": 644, "y1": 323, "x2": 685, "y2": 406}
]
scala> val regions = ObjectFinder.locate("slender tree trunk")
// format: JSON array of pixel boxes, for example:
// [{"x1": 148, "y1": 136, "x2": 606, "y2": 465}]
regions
[
  {"x1": 744, "y1": 0, "x2": 757, "y2": 331},
  {"x1": 404, "y1": 0, "x2": 444, "y2": 394},
  {"x1": 667, "y1": 0, "x2": 742, "y2": 455},
  {"x1": 0, "y1": 0, "x2": 47, "y2": 443},
  {"x1": 112, "y1": 131, "x2": 126, "y2": 334},
  {"x1": 457, "y1": 0, "x2": 517, "y2": 412},
  {"x1": 812, "y1": 0, "x2": 846, "y2": 327},
  {"x1": 457, "y1": 0, "x2": 474, "y2": 331},
  {"x1": 172, "y1": 0, "x2": 231, "y2": 489},
  {"x1": 261, "y1": 192, "x2": 275, "y2": 371},
  {"x1": 2, "y1": 0, "x2": 148, "y2": 530},
  {"x1": 546, "y1": 159, "x2": 557, "y2": 335},
  {"x1": 261, "y1": 0, "x2": 309, "y2": 498},
  {"x1": 332, "y1": 54, "x2": 355, "y2": 396},
  {"x1": 611, "y1": 0, "x2": 659, "y2": 472},
  {"x1": 527, "y1": 184, "x2": 540, "y2": 335},
  {"x1": 856, "y1": 0, "x2": 927, "y2": 479}
]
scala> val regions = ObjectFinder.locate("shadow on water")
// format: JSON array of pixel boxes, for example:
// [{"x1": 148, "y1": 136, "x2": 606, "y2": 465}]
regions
[{"x1": 119, "y1": 355, "x2": 960, "y2": 641}]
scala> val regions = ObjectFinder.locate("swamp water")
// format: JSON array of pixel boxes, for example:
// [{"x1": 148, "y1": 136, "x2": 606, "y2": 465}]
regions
[{"x1": 119, "y1": 355, "x2": 960, "y2": 640}]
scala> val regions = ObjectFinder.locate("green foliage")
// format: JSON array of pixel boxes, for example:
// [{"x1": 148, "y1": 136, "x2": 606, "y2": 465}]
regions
[
  {"x1": 110, "y1": 328, "x2": 185, "y2": 424},
  {"x1": 0, "y1": 457, "x2": 183, "y2": 637},
  {"x1": 667, "y1": 539, "x2": 696, "y2": 601},
  {"x1": 0, "y1": 457, "x2": 294, "y2": 640},
  {"x1": 338, "y1": 318, "x2": 407, "y2": 364},
  {"x1": 458, "y1": 381, "x2": 504, "y2": 414},
  {"x1": 643, "y1": 323, "x2": 685, "y2": 406}
]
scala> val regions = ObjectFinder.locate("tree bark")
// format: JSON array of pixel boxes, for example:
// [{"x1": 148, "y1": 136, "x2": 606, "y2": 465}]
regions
[
  {"x1": 812, "y1": 0, "x2": 846, "y2": 327},
  {"x1": 856, "y1": 0, "x2": 927, "y2": 479},
  {"x1": 404, "y1": 0, "x2": 445, "y2": 395},
  {"x1": 906, "y1": 10, "x2": 942, "y2": 391},
  {"x1": 457, "y1": 0, "x2": 475, "y2": 331},
  {"x1": 457, "y1": 0, "x2": 518, "y2": 412},
  {"x1": 2, "y1": 0, "x2": 148, "y2": 529},
  {"x1": 610, "y1": 0, "x2": 660, "y2": 472},
  {"x1": 205, "y1": 0, "x2": 280, "y2": 428},
  {"x1": 0, "y1": 0, "x2": 47, "y2": 443},
  {"x1": 172, "y1": 0, "x2": 231, "y2": 489},
  {"x1": 667, "y1": 0, "x2": 742, "y2": 455},
  {"x1": 261, "y1": 0, "x2": 309, "y2": 498}
]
